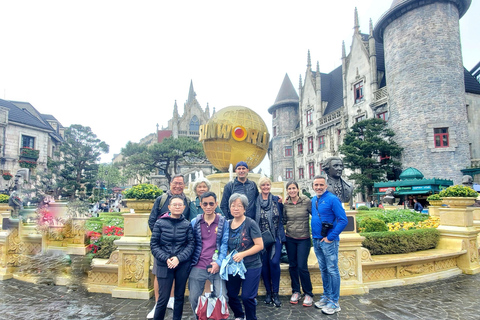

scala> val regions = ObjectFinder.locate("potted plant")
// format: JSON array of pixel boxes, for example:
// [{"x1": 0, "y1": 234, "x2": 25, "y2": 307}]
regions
[
  {"x1": 20, "y1": 147, "x2": 40, "y2": 159},
  {"x1": 122, "y1": 183, "x2": 163, "y2": 213},
  {"x1": 2, "y1": 172, "x2": 13, "y2": 180},
  {"x1": 18, "y1": 159, "x2": 37, "y2": 169},
  {"x1": 426, "y1": 194, "x2": 442, "y2": 206},
  {"x1": 438, "y1": 185, "x2": 479, "y2": 208}
]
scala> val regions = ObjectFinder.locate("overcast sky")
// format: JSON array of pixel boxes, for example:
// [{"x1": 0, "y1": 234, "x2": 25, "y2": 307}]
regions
[{"x1": 1, "y1": 0, "x2": 478, "y2": 175}]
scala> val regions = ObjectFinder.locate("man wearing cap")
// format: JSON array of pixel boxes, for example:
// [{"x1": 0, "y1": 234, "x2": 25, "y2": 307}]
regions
[{"x1": 220, "y1": 161, "x2": 259, "y2": 219}]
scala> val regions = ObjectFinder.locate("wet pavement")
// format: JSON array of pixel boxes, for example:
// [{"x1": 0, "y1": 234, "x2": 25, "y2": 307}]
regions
[{"x1": 1, "y1": 272, "x2": 479, "y2": 320}]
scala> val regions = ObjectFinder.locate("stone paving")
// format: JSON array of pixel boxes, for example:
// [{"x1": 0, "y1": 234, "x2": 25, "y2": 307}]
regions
[{"x1": 1, "y1": 273, "x2": 479, "y2": 320}]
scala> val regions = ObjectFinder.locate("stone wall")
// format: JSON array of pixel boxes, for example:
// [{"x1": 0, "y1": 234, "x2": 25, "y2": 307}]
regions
[{"x1": 383, "y1": 2, "x2": 470, "y2": 184}]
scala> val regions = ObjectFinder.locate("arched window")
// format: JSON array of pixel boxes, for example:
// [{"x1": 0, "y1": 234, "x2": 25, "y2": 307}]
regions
[{"x1": 189, "y1": 116, "x2": 200, "y2": 132}]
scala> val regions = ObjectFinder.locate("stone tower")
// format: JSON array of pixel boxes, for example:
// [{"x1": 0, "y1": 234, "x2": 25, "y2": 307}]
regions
[
  {"x1": 374, "y1": 0, "x2": 472, "y2": 184},
  {"x1": 268, "y1": 74, "x2": 299, "y2": 181}
]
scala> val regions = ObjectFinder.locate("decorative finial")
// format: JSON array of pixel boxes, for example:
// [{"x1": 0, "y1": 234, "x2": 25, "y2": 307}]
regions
[
  {"x1": 354, "y1": 7, "x2": 360, "y2": 33},
  {"x1": 307, "y1": 50, "x2": 311, "y2": 68}
]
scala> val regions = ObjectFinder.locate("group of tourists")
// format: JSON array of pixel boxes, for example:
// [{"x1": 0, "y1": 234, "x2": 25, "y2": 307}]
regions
[{"x1": 148, "y1": 161, "x2": 348, "y2": 320}]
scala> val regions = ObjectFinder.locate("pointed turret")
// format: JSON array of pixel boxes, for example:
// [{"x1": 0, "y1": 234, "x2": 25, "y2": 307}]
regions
[
  {"x1": 205, "y1": 103, "x2": 210, "y2": 118},
  {"x1": 369, "y1": 18, "x2": 374, "y2": 38},
  {"x1": 268, "y1": 73, "x2": 299, "y2": 114},
  {"x1": 354, "y1": 7, "x2": 360, "y2": 33},
  {"x1": 187, "y1": 80, "x2": 196, "y2": 104},
  {"x1": 173, "y1": 100, "x2": 179, "y2": 118},
  {"x1": 298, "y1": 74, "x2": 303, "y2": 99},
  {"x1": 307, "y1": 50, "x2": 311, "y2": 69},
  {"x1": 316, "y1": 61, "x2": 322, "y2": 114}
]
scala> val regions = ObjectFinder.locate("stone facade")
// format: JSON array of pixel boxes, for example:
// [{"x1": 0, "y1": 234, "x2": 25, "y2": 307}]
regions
[
  {"x1": 269, "y1": 1, "x2": 480, "y2": 194},
  {"x1": 0, "y1": 100, "x2": 64, "y2": 192}
]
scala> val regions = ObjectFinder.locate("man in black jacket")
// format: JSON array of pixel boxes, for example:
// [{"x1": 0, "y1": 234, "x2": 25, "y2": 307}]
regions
[{"x1": 220, "y1": 161, "x2": 259, "y2": 219}]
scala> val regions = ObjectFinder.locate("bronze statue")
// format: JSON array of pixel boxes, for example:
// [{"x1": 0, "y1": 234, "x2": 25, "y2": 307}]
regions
[{"x1": 323, "y1": 157, "x2": 353, "y2": 203}]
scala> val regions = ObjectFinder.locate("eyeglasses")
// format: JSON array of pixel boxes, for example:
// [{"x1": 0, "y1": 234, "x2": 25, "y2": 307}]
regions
[
  {"x1": 170, "y1": 204, "x2": 184, "y2": 208},
  {"x1": 202, "y1": 202, "x2": 216, "y2": 207}
]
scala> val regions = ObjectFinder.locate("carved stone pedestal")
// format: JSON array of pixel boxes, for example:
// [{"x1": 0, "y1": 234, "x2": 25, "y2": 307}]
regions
[{"x1": 438, "y1": 206, "x2": 480, "y2": 274}]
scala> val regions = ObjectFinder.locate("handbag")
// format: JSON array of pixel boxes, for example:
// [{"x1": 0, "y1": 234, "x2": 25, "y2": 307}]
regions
[
  {"x1": 261, "y1": 229, "x2": 275, "y2": 248},
  {"x1": 196, "y1": 285, "x2": 230, "y2": 320}
]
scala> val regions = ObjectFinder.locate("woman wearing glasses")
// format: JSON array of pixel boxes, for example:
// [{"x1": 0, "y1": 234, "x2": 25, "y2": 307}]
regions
[
  {"x1": 188, "y1": 177, "x2": 223, "y2": 220},
  {"x1": 150, "y1": 195, "x2": 194, "y2": 320},
  {"x1": 226, "y1": 193, "x2": 264, "y2": 320}
]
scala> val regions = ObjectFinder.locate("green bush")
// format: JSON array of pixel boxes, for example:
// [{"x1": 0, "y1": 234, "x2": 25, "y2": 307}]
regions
[
  {"x1": 358, "y1": 217, "x2": 388, "y2": 233},
  {"x1": 439, "y1": 185, "x2": 478, "y2": 198},
  {"x1": 427, "y1": 194, "x2": 442, "y2": 201},
  {"x1": 123, "y1": 183, "x2": 163, "y2": 200},
  {"x1": 94, "y1": 236, "x2": 120, "y2": 259},
  {"x1": 357, "y1": 209, "x2": 428, "y2": 225},
  {"x1": 361, "y1": 228, "x2": 440, "y2": 255},
  {"x1": 0, "y1": 194, "x2": 9, "y2": 203},
  {"x1": 357, "y1": 206, "x2": 369, "y2": 211}
]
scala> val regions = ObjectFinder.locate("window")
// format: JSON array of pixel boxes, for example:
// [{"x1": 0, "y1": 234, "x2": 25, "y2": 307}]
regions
[
  {"x1": 308, "y1": 136, "x2": 313, "y2": 153},
  {"x1": 377, "y1": 111, "x2": 389, "y2": 121},
  {"x1": 273, "y1": 126, "x2": 277, "y2": 137},
  {"x1": 22, "y1": 135, "x2": 35, "y2": 149},
  {"x1": 298, "y1": 168, "x2": 304, "y2": 179},
  {"x1": 318, "y1": 136, "x2": 325, "y2": 150},
  {"x1": 285, "y1": 146, "x2": 292, "y2": 157},
  {"x1": 355, "y1": 115, "x2": 365, "y2": 123},
  {"x1": 354, "y1": 81, "x2": 364, "y2": 103},
  {"x1": 273, "y1": 110, "x2": 277, "y2": 119},
  {"x1": 298, "y1": 143, "x2": 303, "y2": 155},
  {"x1": 434, "y1": 128, "x2": 449, "y2": 148},
  {"x1": 306, "y1": 109, "x2": 313, "y2": 126},
  {"x1": 319, "y1": 163, "x2": 324, "y2": 175},
  {"x1": 286, "y1": 168, "x2": 293, "y2": 179},
  {"x1": 189, "y1": 116, "x2": 200, "y2": 132},
  {"x1": 308, "y1": 162, "x2": 315, "y2": 179}
]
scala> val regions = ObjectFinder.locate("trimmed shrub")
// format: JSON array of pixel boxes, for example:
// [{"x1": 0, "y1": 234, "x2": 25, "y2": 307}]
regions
[
  {"x1": 357, "y1": 206, "x2": 369, "y2": 211},
  {"x1": 358, "y1": 217, "x2": 388, "y2": 233},
  {"x1": 361, "y1": 228, "x2": 440, "y2": 255}
]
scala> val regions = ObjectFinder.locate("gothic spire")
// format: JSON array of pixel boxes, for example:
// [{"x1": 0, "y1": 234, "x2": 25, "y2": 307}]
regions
[
  {"x1": 307, "y1": 50, "x2": 311, "y2": 68},
  {"x1": 187, "y1": 80, "x2": 196, "y2": 104},
  {"x1": 369, "y1": 18, "x2": 374, "y2": 37},
  {"x1": 173, "y1": 100, "x2": 179, "y2": 118},
  {"x1": 354, "y1": 7, "x2": 360, "y2": 33}
]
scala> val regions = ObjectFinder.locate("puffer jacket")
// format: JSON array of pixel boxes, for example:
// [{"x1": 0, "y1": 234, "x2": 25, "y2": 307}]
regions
[
  {"x1": 282, "y1": 195, "x2": 312, "y2": 239},
  {"x1": 150, "y1": 213, "x2": 195, "y2": 268},
  {"x1": 220, "y1": 178, "x2": 259, "y2": 219}
]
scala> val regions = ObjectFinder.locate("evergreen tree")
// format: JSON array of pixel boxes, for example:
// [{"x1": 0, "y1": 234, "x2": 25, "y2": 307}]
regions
[
  {"x1": 120, "y1": 136, "x2": 206, "y2": 183},
  {"x1": 52, "y1": 125, "x2": 109, "y2": 199},
  {"x1": 339, "y1": 118, "x2": 403, "y2": 200}
]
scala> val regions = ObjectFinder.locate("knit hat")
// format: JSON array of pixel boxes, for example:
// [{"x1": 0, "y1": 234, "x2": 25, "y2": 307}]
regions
[{"x1": 235, "y1": 161, "x2": 248, "y2": 169}]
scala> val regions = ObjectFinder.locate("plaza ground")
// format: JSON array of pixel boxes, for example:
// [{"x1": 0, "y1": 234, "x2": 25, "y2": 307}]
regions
[{"x1": 0, "y1": 272, "x2": 478, "y2": 319}]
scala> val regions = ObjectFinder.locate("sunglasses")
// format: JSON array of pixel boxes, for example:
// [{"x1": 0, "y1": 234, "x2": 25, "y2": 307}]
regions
[{"x1": 201, "y1": 202, "x2": 216, "y2": 207}]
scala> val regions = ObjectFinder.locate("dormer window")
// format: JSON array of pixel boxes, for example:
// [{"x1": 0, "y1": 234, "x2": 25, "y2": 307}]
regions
[{"x1": 354, "y1": 81, "x2": 364, "y2": 104}]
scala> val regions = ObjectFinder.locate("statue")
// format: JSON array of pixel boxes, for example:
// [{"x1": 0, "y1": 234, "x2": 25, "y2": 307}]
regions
[
  {"x1": 462, "y1": 175, "x2": 474, "y2": 188},
  {"x1": 8, "y1": 169, "x2": 29, "y2": 218},
  {"x1": 323, "y1": 157, "x2": 353, "y2": 203},
  {"x1": 383, "y1": 188, "x2": 395, "y2": 205}
]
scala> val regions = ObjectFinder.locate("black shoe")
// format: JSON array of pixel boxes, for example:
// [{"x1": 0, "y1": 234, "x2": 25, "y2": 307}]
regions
[
  {"x1": 272, "y1": 292, "x2": 281, "y2": 307},
  {"x1": 264, "y1": 292, "x2": 272, "y2": 304}
]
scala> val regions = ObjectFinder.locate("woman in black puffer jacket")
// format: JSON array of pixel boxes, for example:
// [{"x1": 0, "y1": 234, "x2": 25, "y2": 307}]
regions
[{"x1": 150, "y1": 195, "x2": 195, "y2": 320}]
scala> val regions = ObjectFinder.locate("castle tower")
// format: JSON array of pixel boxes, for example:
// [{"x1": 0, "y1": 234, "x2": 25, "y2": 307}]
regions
[
  {"x1": 374, "y1": 0, "x2": 472, "y2": 183},
  {"x1": 268, "y1": 74, "x2": 299, "y2": 181}
]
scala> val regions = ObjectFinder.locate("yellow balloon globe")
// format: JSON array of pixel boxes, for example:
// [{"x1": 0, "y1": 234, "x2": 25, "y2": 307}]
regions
[{"x1": 199, "y1": 106, "x2": 270, "y2": 172}]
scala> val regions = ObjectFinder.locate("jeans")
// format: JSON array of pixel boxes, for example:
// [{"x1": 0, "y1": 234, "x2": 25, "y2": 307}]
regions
[
  {"x1": 261, "y1": 238, "x2": 282, "y2": 293},
  {"x1": 188, "y1": 266, "x2": 227, "y2": 313},
  {"x1": 313, "y1": 238, "x2": 340, "y2": 303},
  {"x1": 154, "y1": 261, "x2": 191, "y2": 320},
  {"x1": 226, "y1": 267, "x2": 261, "y2": 320},
  {"x1": 285, "y1": 237, "x2": 313, "y2": 297}
]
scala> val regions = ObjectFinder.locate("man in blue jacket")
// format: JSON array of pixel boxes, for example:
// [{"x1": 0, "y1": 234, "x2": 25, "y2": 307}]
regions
[
  {"x1": 220, "y1": 161, "x2": 259, "y2": 219},
  {"x1": 311, "y1": 175, "x2": 348, "y2": 315},
  {"x1": 189, "y1": 191, "x2": 229, "y2": 314}
]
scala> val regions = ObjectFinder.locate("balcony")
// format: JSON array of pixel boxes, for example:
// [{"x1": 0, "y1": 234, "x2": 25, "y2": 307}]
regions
[{"x1": 370, "y1": 86, "x2": 388, "y2": 109}]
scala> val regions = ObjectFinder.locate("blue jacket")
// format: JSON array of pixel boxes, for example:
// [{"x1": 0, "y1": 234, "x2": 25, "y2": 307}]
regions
[
  {"x1": 190, "y1": 213, "x2": 229, "y2": 267},
  {"x1": 220, "y1": 178, "x2": 259, "y2": 220},
  {"x1": 311, "y1": 191, "x2": 348, "y2": 241}
]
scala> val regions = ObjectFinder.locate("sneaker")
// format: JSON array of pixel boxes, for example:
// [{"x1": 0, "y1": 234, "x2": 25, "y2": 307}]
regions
[
  {"x1": 302, "y1": 294, "x2": 313, "y2": 307},
  {"x1": 322, "y1": 301, "x2": 341, "y2": 315},
  {"x1": 290, "y1": 292, "x2": 301, "y2": 304},
  {"x1": 264, "y1": 292, "x2": 273, "y2": 304},
  {"x1": 167, "y1": 297, "x2": 174, "y2": 310},
  {"x1": 234, "y1": 318, "x2": 244, "y2": 320},
  {"x1": 314, "y1": 296, "x2": 329, "y2": 309},
  {"x1": 146, "y1": 303, "x2": 156, "y2": 319}
]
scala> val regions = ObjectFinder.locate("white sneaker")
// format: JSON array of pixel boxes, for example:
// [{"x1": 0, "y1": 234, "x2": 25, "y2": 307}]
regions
[
  {"x1": 146, "y1": 304, "x2": 156, "y2": 319},
  {"x1": 167, "y1": 297, "x2": 174, "y2": 310}
]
